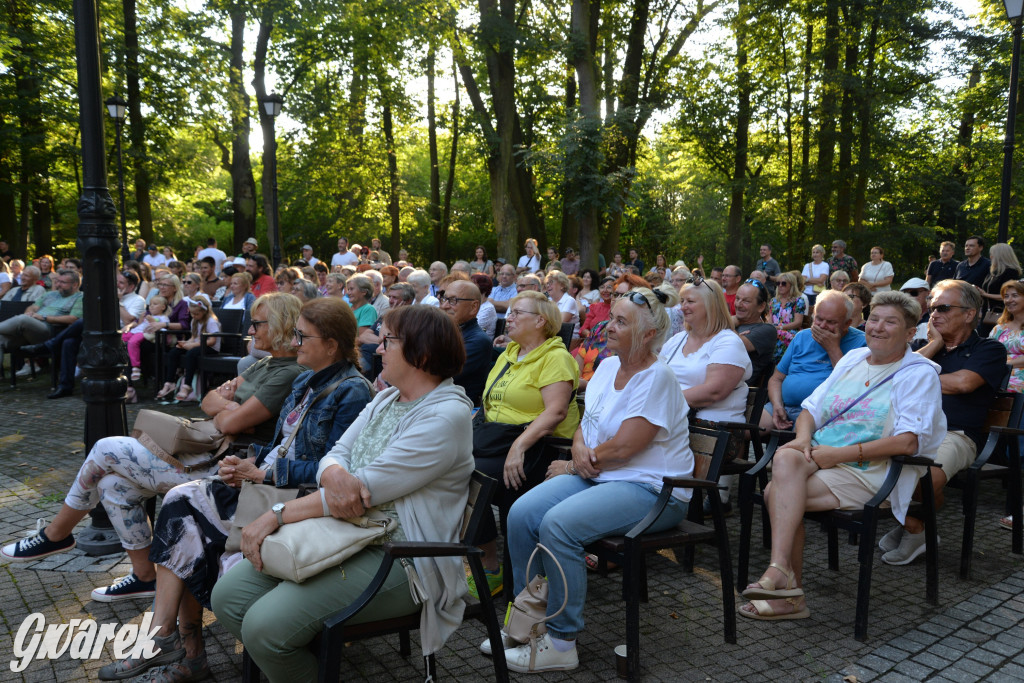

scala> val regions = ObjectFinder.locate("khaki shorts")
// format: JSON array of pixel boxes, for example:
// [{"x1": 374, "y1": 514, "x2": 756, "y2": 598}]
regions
[
  {"x1": 813, "y1": 466, "x2": 889, "y2": 511},
  {"x1": 933, "y1": 431, "x2": 977, "y2": 481}
]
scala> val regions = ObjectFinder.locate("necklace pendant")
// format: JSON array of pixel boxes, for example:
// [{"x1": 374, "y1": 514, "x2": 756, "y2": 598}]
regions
[{"x1": 864, "y1": 380, "x2": 870, "y2": 387}]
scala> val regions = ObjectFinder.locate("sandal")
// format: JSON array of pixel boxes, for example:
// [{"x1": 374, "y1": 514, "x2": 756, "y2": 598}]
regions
[
  {"x1": 1000, "y1": 515, "x2": 1016, "y2": 531},
  {"x1": 174, "y1": 388, "x2": 195, "y2": 402},
  {"x1": 741, "y1": 562, "x2": 804, "y2": 600},
  {"x1": 156, "y1": 383, "x2": 176, "y2": 400},
  {"x1": 130, "y1": 367, "x2": 142, "y2": 381},
  {"x1": 739, "y1": 597, "x2": 810, "y2": 621},
  {"x1": 584, "y1": 554, "x2": 619, "y2": 572}
]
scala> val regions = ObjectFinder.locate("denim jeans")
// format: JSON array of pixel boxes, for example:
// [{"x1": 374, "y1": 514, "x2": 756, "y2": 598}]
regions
[{"x1": 506, "y1": 475, "x2": 685, "y2": 640}]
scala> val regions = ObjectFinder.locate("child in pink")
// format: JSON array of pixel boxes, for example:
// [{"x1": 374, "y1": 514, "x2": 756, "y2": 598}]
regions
[{"x1": 122, "y1": 296, "x2": 170, "y2": 380}]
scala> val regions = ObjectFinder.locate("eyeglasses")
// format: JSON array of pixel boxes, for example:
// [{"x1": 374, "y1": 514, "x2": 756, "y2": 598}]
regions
[
  {"x1": 744, "y1": 278, "x2": 766, "y2": 290},
  {"x1": 929, "y1": 304, "x2": 971, "y2": 315},
  {"x1": 292, "y1": 328, "x2": 322, "y2": 346},
  {"x1": 439, "y1": 296, "x2": 475, "y2": 306},
  {"x1": 250, "y1": 319, "x2": 268, "y2": 330},
  {"x1": 382, "y1": 335, "x2": 402, "y2": 350},
  {"x1": 506, "y1": 308, "x2": 539, "y2": 320}
]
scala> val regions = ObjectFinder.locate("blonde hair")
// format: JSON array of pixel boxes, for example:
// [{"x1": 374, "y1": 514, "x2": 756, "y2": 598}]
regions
[
  {"x1": 989, "y1": 243, "x2": 1022, "y2": 277},
  {"x1": 231, "y1": 271, "x2": 252, "y2": 291},
  {"x1": 870, "y1": 291, "x2": 920, "y2": 329},
  {"x1": 510, "y1": 290, "x2": 561, "y2": 338},
  {"x1": 611, "y1": 283, "x2": 680, "y2": 363},
  {"x1": 999, "y1": 281, "x2": 1024, "y2": 325},
  {"x1": 545, "y1": 270, "x2": 570, "y2": 292},
  {"x1": 775, "y1": 271, "x2": 800, "y2": 300},
  {"x1": 811, "y1": 244, "x2": 825, "y2": 257},
  {"x1": 681, "y1": 278, "x2": 734, "y2": 337},
  {"x1": 251, "y1": 292, "x2": 301, "y2": 353},
  {"x1": 148, "y1": 295, "x2": 168, "y2": 313}
]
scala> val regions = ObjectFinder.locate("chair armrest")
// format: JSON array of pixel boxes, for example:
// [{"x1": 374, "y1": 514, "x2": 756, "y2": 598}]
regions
[
  {"x1": 742, "y1": 431, "x2": 794, "y2": 478},
  {"x1": 201, "y1": 331, "x2": 248, "y2": 340},
  {"x1": 384, "y1": 541, "x2": 480, "y2": 559},
  {"x1": 992, "y1": 425, "x2": 1024, "y2": 437},
  {"x1": 662, "y1": 476, "x2": 719, "y2": 490},
  {"x1": 892, "y1": 455, "x2": 940, "y2": 468},
  {"x1": 717, "y1": 421, "x2": 760, "y2": 432}
]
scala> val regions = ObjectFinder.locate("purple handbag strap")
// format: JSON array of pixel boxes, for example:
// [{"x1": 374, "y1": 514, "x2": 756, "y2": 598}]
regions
[{"x1": 820, "y1": 361, "x2": 932, "y2": 429}]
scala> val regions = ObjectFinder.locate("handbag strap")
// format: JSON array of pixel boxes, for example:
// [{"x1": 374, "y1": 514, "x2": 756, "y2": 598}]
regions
[
  {"x1": 820, "y1": 360, "x2": 932, "y2": 429},
  {"x1": 523, "y1": 543, "x2": 568, "y2": 625}
]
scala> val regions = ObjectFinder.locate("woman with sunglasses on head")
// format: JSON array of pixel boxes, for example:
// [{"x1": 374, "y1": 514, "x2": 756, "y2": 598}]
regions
[
  {"x1": 492, "y1": 283, "x2": 690, "y2": 673},
  {"x1": 572, "y1": 274, "x2": 648, "y2": 387},
  {"x1": 212, "y1": 306, "x2": 474, "y2": 681},
  {"x1": 95, "y1": 297, "x2": 372, "y2": 682},
  {"x1": 472, "y1": 289, "x2": 582, "y2": 599},
  {"x1": 2, "y1": 294, "x2": 303, "y2": 607},
  {"x1": 770, "y1": 271, "x2": 807, "y2": 363}
]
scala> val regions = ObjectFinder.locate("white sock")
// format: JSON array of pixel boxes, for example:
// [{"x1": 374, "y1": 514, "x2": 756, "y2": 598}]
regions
[{"x1": 548, "y1": 636, "x2": 575, "y2": 652}]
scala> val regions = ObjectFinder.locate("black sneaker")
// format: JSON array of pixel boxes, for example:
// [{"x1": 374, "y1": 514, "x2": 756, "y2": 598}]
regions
[
  {"x1": 1, "y1": 519, "x2": 76, "y2": 562},
  {"x1": 91, "y1": 573, "x2": 157, "y2": 603}
]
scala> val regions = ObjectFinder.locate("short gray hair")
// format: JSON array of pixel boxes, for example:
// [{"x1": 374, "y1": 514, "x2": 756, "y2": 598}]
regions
[
  {"x1": 407, "y1": 269, "x2": 430, "y2": 289},
  {"x1": 294, "y1": 279, "x2": 319, "y2": 301},
  {"x1": 57, "y1": 268, "x2": 80, "y2": 286},
  {"x1": 388, "y1": 282, "x2": 415, "y2": 303},
  {"x1": 932, "y1": 278, "x2": 983, "y2": 313},
  {"x1": 816, "y1": 289, "x2": 854, "y2": 321},
  {"x1": 349, "y1": 274, "x2": 374, "y2": 300},
  {"x1": 364, "y1": 269, "x2": 383, "y2": 287},
  {"x1": 870, "y1": 291, "x2": 920, "y2": 328}
]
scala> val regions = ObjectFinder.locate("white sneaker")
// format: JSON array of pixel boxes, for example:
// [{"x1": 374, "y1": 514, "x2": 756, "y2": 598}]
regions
[
  {"x1": 878, "y1": 526, "x2": 904, "y2": 553},
  {"x1": 479, "y1": 630, "x2": 518, "y2": 656},
  {"x1": 15, "y1": 363, "x2": 33, "y2": 377},
  {"x1": 882, "y1": 530, "x2": 937, "y2": 566},
  {"x1": 503, "y1": 633, "x2": 578, "y2": 673}
]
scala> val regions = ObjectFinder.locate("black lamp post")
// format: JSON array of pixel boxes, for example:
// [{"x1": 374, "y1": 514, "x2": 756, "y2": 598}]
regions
[
  {"x1": 105, "y1": 95, "x2": 128, "y2": 266},
  {"x1": 259, "y1": 93, "x2": 284, "y2": 269},
  {"x1": 998, "y1": 0, "x2": 1024, "y2": 244},
  {"x1": 73, "y1": 0, "x2": 129, "y2": 555}
]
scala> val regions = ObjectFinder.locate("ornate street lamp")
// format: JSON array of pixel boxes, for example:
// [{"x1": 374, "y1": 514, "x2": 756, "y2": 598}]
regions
[
  {"x1": 998, "y1": 0, "x2": 1024, "y2": 244},
  {"x1": 259, "y1": 93, "x2": 284, "y2": 269},
  {"x1": 73, "y1": 0, "x2": 129, "y2": 555},
  {"x1": 105, "y1": 95, "x2": 129, "y2": 265}
]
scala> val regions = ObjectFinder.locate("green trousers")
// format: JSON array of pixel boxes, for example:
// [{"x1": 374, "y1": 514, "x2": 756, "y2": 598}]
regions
[{"x1": 211, "y1": 546, "x2": 418, "y2": 682}]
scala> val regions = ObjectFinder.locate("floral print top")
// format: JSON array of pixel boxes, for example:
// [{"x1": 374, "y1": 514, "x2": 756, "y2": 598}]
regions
[
  {"x1": 770, "y1": 296, "x2": 807, "y2": 363},
  {"x1": 990, "y1": 324, "x2": 1024, "y2": 393}
]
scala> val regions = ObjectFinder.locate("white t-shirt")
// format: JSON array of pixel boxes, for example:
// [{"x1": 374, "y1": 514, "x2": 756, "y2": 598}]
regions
[
  {"x1": 477, "y1": 301, "x2": 497, "y2": 337},
  {"x1": 860, "y1": 261, "x2": 894, "y2": 292},
  {"x1": 802, "y1": 261, "x2": 830, "y2": 295},
  {"x1": 119, "y1": 292, "x2": 147, "y2": 320},
  {"x1": 222, "y1": 294, "x2": 248, "y2": 310},
  {"x1": 306, "y1": 256, "x2": 320, "y2": 267},
  {"x1": 556, "y1": 292, "x2": 579, "y2": 330},
  {"x1": 517, "y1": 254, "x2": 540, "y2": 273},
  {"x1": 196, "y1": 247, "x2": 227, "y2": 274},
  {"x1": 420, "y1": 294, "x2": 440, "y2": 307},
  {"x1": 660, "y1": 328, "x2": 752, "y2": 422},
  {"x1": 143, "y1": 253, "x2": 167, "y2": 268},
  {"x1": 583, "y1": 357, "x2": 694, "y2": 501},
  {"x1": 331, "y1": 251, "x2": 359, "y2": 268}
]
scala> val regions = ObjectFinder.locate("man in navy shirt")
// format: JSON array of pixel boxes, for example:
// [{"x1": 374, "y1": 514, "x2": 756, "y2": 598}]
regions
[
  {"x1": 926, "y1": 241, "x2": 958, "y2": 287},
  {"x1": 440, "y1": 280, "x2": 492, "y2": 405},
  {"x1": 879, "y1": 279, "x2": 1007, "y2": 565},
  {"x1": 954, "y1": 235, "x2": 990, "y2": 287}
]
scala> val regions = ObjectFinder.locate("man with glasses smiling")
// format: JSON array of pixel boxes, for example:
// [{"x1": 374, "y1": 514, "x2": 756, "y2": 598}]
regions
[
  {"x1": 0, "y1": 268, "x2": 83, "y2": 378},
  {"x1": 721, "y1": 265, "x2": 743, "y2": 315},
  {"x1": 875, "y1": 279, "x2": 1007, "y2": 565}
]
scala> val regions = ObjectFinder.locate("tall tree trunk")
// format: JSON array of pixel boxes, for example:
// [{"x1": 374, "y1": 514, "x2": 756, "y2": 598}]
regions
[
  {"x1": 440, "y1": 56, "x2": 459, "y2": 237},
  {"x1": 252, "y1": 4, "x2": 277, "y2": 258},
  {"x1": 852, "y1": 12, "x2": 880, "y2": 234},
  {"x1": 835, "y1": 0, "x2": 862, "y2": 235},
  {"x1": 569, "y1": 0, "x2": 602, "y2": 270},
  {"x1": 779, "y1": 9, "x2": 795, "y2": 261},
  {"x1": 796, "y1": 21, "x2": 813, "y2": 250},
  {"x1": 726, "y1": 0, "x2": 750, "y2": 269},
  {"x1": 383, "y1": 103, "x2": 401, "y2": 258},
  {"x1": 13, "y1": 7, "x2": 50, "y2": 256},
  {"x1": 560, "y1": 67, "x2": 579, "y2": 252},
  {"x1": 936, "y1": 62, "x2": 980, "y2": 241},
  {"x1": 427, "y1": 46, "x2": 443, "y2": 260},
  {"x1": 123, "y1": 0, "x2": 153, "y2": 245},
  {"x1": 0, "y1": 112, "x2": 18, "y2": 251},
  {"x1": 229, "y1": 5, "x2": 256, "y2": 253},
  {"x1": 811, "y1": 0, "x2": 841, "y2": 244}
]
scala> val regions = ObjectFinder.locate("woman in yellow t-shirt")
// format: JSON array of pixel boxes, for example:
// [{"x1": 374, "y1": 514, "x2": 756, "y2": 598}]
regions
[{"x1": 470, "y1": 290, "x2": 580, "y2": 598}]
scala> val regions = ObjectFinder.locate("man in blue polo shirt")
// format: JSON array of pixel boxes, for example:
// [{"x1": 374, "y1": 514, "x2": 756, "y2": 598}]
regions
[
  {"x1": 761, "y1": 289, "x2": 866, "y2": 431},
  {"x1": 440, "y1": 280, "x2": 492, "y2": 405}
]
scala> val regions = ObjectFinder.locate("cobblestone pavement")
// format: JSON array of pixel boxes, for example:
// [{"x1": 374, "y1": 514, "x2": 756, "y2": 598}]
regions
[{"x1": 1, "y1": 369, "x2": 1023, "y2": 681}]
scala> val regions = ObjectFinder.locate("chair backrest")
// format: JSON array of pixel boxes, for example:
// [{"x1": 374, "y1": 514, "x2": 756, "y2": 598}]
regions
[
  {"x1": 558, "y1": 322, "x2": 573, "y2": 350},
  {"x1": 462, "y1": 471, "x2": 499, "y2": 546},
  {"x1": 983, "y1": 391, "x2": 1024, "y2": 434},
  {"x1": 494, "y1": 318, "x2": 506, "y2": 340},
  {"x1": 0, "y1": 300, "x2": 32, "y2": 323},
  {"x1": 218, "y1": 308, "x2": 246, "y2": 335},
  {"x1": 688, "y1": 424, "x2": 732, "y2": 483}
]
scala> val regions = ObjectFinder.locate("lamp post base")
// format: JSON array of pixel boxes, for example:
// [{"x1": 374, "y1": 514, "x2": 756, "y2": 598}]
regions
[{"x1": 75, "y1": 508, "x2": 123, "y2": 556}]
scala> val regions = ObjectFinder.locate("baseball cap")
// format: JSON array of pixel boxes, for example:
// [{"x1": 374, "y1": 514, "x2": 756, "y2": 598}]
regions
[
  {"x1": 244, "y1": 237, "x2": 259, "y2": 246},
  {"x1": 233, "y1": 257, "x2": 247, "y2": 266},
  {"x1": 302, "y1": 244, "x2": 313, "y2": 251},
  {"x1": 899, "y1": 277, "x2": 929, "y2": 292}
]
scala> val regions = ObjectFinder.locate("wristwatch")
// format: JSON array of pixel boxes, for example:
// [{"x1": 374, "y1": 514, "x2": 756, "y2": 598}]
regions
[{"x1": 272, "y1": 502, "x2": 286, "y2": 527}]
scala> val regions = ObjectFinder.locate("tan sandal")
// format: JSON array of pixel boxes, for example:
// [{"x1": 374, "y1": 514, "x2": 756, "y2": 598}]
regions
[
  {"x1": 739, "y1": 597, "x2": 810, "y2": 621},
  {"x1": 741, "y1": 562, "x2": 804, "y2": 600}
]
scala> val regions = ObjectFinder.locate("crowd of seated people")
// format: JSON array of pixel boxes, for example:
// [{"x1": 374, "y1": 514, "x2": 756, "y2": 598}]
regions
[{"x1": 2, "y1": 233, "x2": 1024, "y2": 676}]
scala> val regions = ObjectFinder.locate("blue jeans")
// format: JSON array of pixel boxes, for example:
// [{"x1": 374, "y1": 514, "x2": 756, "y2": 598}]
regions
[{"x1": 506, "y1": 475, "x2": 685, "y2": 640}]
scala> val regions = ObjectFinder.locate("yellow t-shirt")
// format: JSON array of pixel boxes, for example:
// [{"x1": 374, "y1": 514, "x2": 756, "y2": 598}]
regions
[{"x1": 483, "y1": 336, "x2": 581, "y2": 438}]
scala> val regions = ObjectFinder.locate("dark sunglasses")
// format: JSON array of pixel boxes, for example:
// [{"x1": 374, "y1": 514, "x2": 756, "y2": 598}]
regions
[
  {"x1": 686, "y1": 276, "x2": 714, "y2": 293},
  {"x1": 929, "y1": 304, "x2": 970, "y2": 314},
  {"x1": 744, "y1": 278, "x2": 765, "y2": 290}
]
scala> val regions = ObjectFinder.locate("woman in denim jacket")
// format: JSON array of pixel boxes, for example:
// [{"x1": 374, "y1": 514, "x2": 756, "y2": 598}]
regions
[{"x1": 99, "y1": 297, "x2": 373, "y2": 682}]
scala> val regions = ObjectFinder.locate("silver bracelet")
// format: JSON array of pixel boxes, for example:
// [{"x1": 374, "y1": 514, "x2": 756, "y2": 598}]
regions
[{"x1": 320, "y1": 487, "x2": 330, "y2": 517}]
